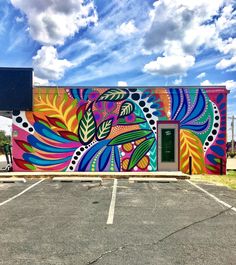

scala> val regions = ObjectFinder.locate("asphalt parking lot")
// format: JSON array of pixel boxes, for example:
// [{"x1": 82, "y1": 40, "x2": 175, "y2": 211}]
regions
[{"x1": 0, "y1": 179, "x2": 235, "y2": 265}]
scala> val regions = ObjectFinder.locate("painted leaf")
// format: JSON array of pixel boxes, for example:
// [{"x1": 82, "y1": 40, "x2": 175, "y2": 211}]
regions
[
  {"x1": 58, "y1": 131, "x2": 79, "y2": 141},
  {"x1": 34, "y1": 88, "x2": 78, "y2": 134},
  {"x1": 108, "y1": 130, "x2": 152, "y2": 146},
  {"x1": 206, "y1": 164, "x2": 218, "y2": 172},
  {"x1": 180, "y1": 129, "x2": 205, "y2": 174},
  {"x1": 77, "y1": 104, "x2": 87, "y2": 124},
  {"x1": 15, "y1": 140, "x2": 34, "y2": 153},
  {"x1": 98, "y1": 89, "x2": 129, "y2": 101},
  {"x1": 118, "y1": 101, "x2": 134, "y2": 118},
  {"x1": 78, "y1": 107, "x2": 96, "y2": 144},
  {"x1": 128, "y1": 137, "x2": 155, "y2": 170},
  {"x1": 117, "y1": 116, "x2": 146, "y2": 125},
  {"x1": 33, "y1": 115, "x2": 50, "y2": 127},
  {"x1": 96, "y1": 118, "x2": 113, "y2": 141},
  {"x1": 47, "y1": 117, "x2": 67, "y2": 130},
  {"x1": 14, "y1": 158, "x2": 36, "y2": 171}
]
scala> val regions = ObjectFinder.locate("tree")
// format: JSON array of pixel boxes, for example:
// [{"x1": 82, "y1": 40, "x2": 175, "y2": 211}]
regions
[{"x1": 0, "y1": 130, "x2": 11, "y2": 154}]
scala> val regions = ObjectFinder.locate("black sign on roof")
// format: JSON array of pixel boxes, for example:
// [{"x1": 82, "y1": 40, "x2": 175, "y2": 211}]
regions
[{"x1": 0, "y1": 67, "x2": 32, "y2": 111}]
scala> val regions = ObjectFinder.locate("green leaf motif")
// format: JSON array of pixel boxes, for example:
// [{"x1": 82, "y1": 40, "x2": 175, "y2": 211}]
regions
[
  {"x1": 214, "y1": 158, "x2": 221, "y2": 163},
  {"x1": 206, "y1": 165, "x2": 217, "y2": 171},
  {"x1": 98, "y1": 89, "x2": 129, "y2": 101},
  {"x1": 23, "y1": 143, "x2": 34, "y2": 153},
  {"x1": 128, "y1": 137, "x2": 155, "y2": 170},
  {"x1": 55, "y1": 121, "x2": 67, "y2": 129},
  {"x1": 25, "y1": 163, "x2": 37, "y2": 170},
  {"x1": 119, "y1": 101, "x2": 134, "y2": 118},
  {"x1": 108, "y1": 130, "x2": 152, "y2": 146},
  {"x1": 117, "y1": 116, "x2": 146, "y2": 125},
  {"x1": 78, "y1": 107, "x2": 96, "y2": 144},
  {"x1": 97, "y1": 119, "x2": 113, "y2": 141}
]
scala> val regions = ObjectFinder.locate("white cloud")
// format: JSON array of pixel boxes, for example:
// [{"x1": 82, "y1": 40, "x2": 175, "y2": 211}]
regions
[
  {"x1": 219, "y1": 38, "x2": 236, "y2": 55},
  {"x1": 212, "y1": 5, "x2": 236, "y2": 71},
  {"x1": 11, "y1": 0, "x2": 98, "y2": 45},
  {"x1": 33, "y1": 75, "x2": 49, "y2": 86},
  {"x1": 200, "y1": 80, "x2": 213, "y2": 86},
  {"x1": 201, "y1": 79, "x2": 236, "y2": 90},
  {"x1": 143, "y1": 0, "x2": 236, "y2": 76},
  {"x1": 116, "y1": 20, "x2": 138, "y2": 36},
  {"x1": 215, "y1": 4, "x2": 236, "y2": 33},
  {"x1": 33, "y1": 46, "x2": 73, "y2": 80},
  {"x1": 216, "y1": 56, "x2": 236, "y2": 70},
  {"x1": 173, "y1": 77, "x2": 182, "y2": 85},
  {"x1": 144, "y1": 0, "x2": 223, "y2": 53},
  {"x1": 226, "y1": 66, "x2": 236, "y2": 72},
  {"x1": 196, "y1": 72, "x2": 206, "y2": 79},
  {"x1": 143, "y1": 55, "x2": 195, "y2": 76},
  {"x1": 15, "y1": 16, "x2": 24, "y2": 23},
  {"x1": 117, "y1": 81, "x2": 128, "y2": 86},
  {"x1": 221, "y1": 80, "x2": 236, "y2": 90}
]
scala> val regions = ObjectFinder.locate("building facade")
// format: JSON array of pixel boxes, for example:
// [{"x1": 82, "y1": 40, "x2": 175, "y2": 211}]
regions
[{"x1": 12, "y1": 86, "x2": 229, "y2": 174}]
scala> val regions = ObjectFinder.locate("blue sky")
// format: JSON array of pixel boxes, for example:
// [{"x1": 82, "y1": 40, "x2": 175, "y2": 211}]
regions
[{"x1": 0, "y1": 0, "x2": 235, "y2": 139}]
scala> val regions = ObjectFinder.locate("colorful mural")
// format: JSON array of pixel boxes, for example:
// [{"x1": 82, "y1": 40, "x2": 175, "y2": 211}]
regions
[{"x1": 12, "y1": 87, "x2": 228, "y2": 174}]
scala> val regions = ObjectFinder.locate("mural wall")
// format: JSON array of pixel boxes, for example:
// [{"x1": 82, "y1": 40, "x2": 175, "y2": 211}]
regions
[{"x1": 12, "y1": 87, "x2": 228, "y2": 174}]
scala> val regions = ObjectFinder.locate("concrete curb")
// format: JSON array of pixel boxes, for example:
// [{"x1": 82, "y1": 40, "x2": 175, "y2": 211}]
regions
[
  {"x1": 52, "y1": 177, "x2": 102, "y2": 183},
  {"x1": 129, "y1": 177, "x2": 178, "y2": 183},
  {"x1": 0, "y1": 171, "x2": 190, "y2": 179},
  {"x1": 0, "y1": 178, "x2": 26, "y2": 183}
]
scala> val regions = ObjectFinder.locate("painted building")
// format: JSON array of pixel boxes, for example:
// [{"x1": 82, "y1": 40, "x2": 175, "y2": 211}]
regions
[{"x1": 12, "y1": 86, "x2": 229, "y2": 174}]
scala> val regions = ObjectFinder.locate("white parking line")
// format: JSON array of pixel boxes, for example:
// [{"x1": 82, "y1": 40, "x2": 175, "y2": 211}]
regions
[
  {"x1": 0, "y1": 179, "x2": 45, "y2": 207},
  {"x1": 187, "y1": 180, "x2": 236, "y2": 213},
  {"x1": 107, "y1": 179, "x2": 118, "y2": 224}
]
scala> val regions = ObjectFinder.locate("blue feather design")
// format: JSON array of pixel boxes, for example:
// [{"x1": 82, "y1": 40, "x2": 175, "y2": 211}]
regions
[
  {"x1": 169, "y1": 89, "x2": 209, "y2": 133},
  {"x1": 78, "y1": 140, "x2": 109, "y2": 171},
  {"x1": 28, "y1": 135, "x2": 76, "y2": 153},
  {"x1": 114, "y1": 146, "x2": 120, "y2": 171},
  {"x1": 141, "y1": 90, "x2": 151, "y2": 99},
  {"x1": 99, "y1": 146, "x2": 112, "y2": 171},
  {"x1": 170, "y1": 89, "x2": 181, "y2": 119},
  {"x1": 34, "y1": 122, "x2": 72, "y2": 143},
  {"x1": 219, "y1": 103, "x2": 226, "y2": 110},
  {"x1": 71, "y1": 89, "x2": 81, "y2": 100},
  {"x1": 23, "y1": 153, "x2": 71, "y2": 166},
  {"x1": 150, "y1": 103, "x2": 160, "y2": 109},
  {"x1": 182, "y1": 90, "x2": 206, "y2": 124},
  {"x1": 147, "y1": 95, "x2": 156, "y2": 103},
  {"x1": 175, "y1": 91, "x2": 188, "y2": 121},
  {"x1": 83, "y1": 89, "x2": 93, "y2": 100},
  {"x1": 210, "y1": 146, "x2": 224, "y2": 156},
  {"x1": 182, "y1": 120, "x2": 209, "y2": 131},
  {"x1": 216, "y1": 94, "x2": 224, "y2": 103},
  {"x1": 207, "y1": 154, "x2": 218, "y2": 165}
]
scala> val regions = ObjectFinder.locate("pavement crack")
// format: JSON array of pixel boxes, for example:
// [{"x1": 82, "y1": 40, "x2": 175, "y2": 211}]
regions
[
  {"x1": 85, "y1": 206, "x2": 234, "y2": 265},
  {"x1": 86, "y1": 245, "x2": 129, "y2": 265}
]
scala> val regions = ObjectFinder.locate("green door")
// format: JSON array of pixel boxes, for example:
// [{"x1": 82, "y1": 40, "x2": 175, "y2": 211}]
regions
[
  {"x1": 158, "y1": 123, "x2": 179, "y2": 171},
  {"x1": 161, "y1": 129, "x2": 175, "y2": 162}
]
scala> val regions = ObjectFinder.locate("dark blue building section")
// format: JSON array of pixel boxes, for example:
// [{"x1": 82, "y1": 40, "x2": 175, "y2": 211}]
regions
[{"x1": 0, "y1": 68, "x2": 32, "y2": 111}]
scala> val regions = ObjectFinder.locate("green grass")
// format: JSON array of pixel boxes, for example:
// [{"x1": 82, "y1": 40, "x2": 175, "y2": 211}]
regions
[{"x1": 192, "y1": 171, "x2": 236, "y2": 189}]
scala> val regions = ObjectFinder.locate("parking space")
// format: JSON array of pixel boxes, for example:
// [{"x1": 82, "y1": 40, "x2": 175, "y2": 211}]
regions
[
  {"x1": 189, "y1": 180, "x2": 236, "y2": 208},
  {"x1": 0, "y1": 179, "x2": 235, "y2": 265},
  {"x1": 0, "y1": 180, "x2": 41, "y2": 203}
]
